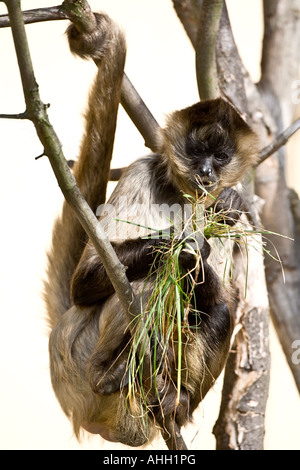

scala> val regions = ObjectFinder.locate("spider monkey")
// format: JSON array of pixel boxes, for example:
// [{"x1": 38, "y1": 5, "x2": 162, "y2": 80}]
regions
[{"x1": 45, "y1": 13, "x2": 259, "y2": 448}]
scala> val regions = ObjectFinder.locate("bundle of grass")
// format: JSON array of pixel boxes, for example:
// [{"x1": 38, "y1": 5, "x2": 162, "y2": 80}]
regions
[{"x1": 122, "y1": 187, "x2": 286, "y2": 432}]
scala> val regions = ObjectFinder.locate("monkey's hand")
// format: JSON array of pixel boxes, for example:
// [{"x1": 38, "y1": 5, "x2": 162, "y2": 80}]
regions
[
  {"x1": 178, "y1": 237, "x2": 211, "y2": 272},
  {"x1": 151, "y1": 379, "x2": 190, "y2": 430},
  {"x1": 212, "y1": 187, "x2": 243, "y2": 226}
]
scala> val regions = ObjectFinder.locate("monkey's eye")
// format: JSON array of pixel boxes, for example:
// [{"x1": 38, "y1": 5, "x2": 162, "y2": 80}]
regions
[
  {"x1": 193, "y1": 147, "x2": 203, "y2": 156},
  {"x1": 214, "y1": 152, "x2": 228, "y2": 161}
]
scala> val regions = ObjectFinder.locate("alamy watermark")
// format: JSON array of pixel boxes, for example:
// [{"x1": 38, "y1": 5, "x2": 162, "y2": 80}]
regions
[
  {"x1": 95, "y1": 196, "x2": 205, "y2": 247},
  {"x1": 292, "y1": 339, "x2": 300, "y2": 365}
]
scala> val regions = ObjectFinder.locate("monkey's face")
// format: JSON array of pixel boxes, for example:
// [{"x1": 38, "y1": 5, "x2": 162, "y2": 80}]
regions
[
  {"x1": 185, "y1": 124, "x2": 235, "y2": 193},
  {"x1": 160, "y1": 98, "x2": 259, "y2": 198}
]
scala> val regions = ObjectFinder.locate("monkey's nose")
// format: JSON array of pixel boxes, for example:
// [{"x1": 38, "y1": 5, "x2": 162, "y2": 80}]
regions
[{"x1": 198, "y1": 166, "x2": 213, "y2": 178}]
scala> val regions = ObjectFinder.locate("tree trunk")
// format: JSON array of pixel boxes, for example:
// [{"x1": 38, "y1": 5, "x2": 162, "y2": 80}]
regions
[{"x1": 255, "y1": 0, "x2": 300, "y2": 391}]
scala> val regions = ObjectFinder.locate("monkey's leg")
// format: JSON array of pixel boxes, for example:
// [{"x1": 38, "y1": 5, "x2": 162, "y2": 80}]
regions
[
  {"x1": 81, "y1": 235, "x2": 212, "y2": 396},
  {"x1": 87, "y1": 332, "x2": 131, "y2": 395},
  {"x1": 74, "y1": 235, "x2": 174, "y2": 394}
]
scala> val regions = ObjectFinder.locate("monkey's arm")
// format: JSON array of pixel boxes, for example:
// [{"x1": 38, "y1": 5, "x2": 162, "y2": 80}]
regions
[
  {"x1": 71, "y1": 237, "x2": 162, "y2": 306},
  {"x1": 71, "y1": 227, "x2": 211, "y2": 307},
  {"x1": 70, "y1": 184, "x2": 237, "y2": 309}
]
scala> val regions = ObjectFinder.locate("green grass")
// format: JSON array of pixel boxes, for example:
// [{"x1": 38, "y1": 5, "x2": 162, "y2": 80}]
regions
[{"x1": 120, "y1": 188, "x2": 291, "y2": 419}]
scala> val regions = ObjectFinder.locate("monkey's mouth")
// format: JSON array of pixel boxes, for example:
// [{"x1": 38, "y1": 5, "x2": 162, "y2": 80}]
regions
[{"x1": 191, "y1": 176, "x2": 217, "y2": 193}]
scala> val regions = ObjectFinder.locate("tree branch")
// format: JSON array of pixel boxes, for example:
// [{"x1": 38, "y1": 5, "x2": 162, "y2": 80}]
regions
[
  {"x1": 216, "y1": 4, "x2": 252, "y2": 117},
  {"x1": 60, "y1": 0, "x2": 96, "y2": 33},
  {"x1": 259, "y1": 0, "x2": 300, "y2": 128},
  {"x1": 213, "y1": 223, "x2": 270, "y2": 449},
  {"x1": 255, "y1": 0, "x2": 300, "y2": 393},
  {"x1": 0, "y1": 4, "x2": 160, "y2": 152},
  {"x1": 258, "y1": 117, "x2": 300, "y2": 164},
  {"x1": 0, "y1": 112, "x2": 28, "y2": 119},
  {"x1": 0, "y1": 6, "x2": 68, "y2": 27},
  {"x1": 121, "y1": 74, "x2": 160, "y2": 151},
  {"x1": 172, "y1": 0, "x2": 223, "y2": 101},
  {"x1": 194, "y1": 0, "x2": 223, "y2": 100},
  {"x1": 109, "y1": 167, "x2": 126, "y2": 181},
  {"x1": 172, "y1": 0, "x2": 198, "y2": 47}
]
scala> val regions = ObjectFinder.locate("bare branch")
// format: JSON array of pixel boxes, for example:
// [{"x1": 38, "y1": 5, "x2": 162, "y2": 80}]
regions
[
  {"x1": 160, "y1": 421, "x2": 188, "y2": 451},
  {"x1": 0, "y1": 1, "x2": 98, "y2": 32},
  {"x1": 195, "y1": 0, "x2": 223, "y2": 100},
  {"x1": 259, "y1": 0, "x2": 300, "y2": 128},
  {"x1": 60, "y1": 0, "x2": 96, "y2": 33},
  {"x1": 258, "y1": 117, "x2": 300, "y2": 165},
  {"x1": 0, "y1": 112, "x2": 28, "y2": 119},
  {"x1": 217, "y1": 7, "x2": 252, "y2": 117},
  {"x1": 121, "y1": 74, "x2": 160, "y2": 151},
  {"x1": 0, "y1": 6, "x2": 68, "y2": 27},
  {"x1": 172, "y1": 0, "x2": 223, "y2": 100},
  {"x1": 172, "y1": 1, "x2": 250, "y2": 115},
  {"x1": 109, "y1": 167, "x2": 125, "y2": 181},
  {"x1": 172, "y1": 0, "x2": 198, "y2": 47},
  {"x1": 65, "y1": 158, "x2": 127, "y2": 180}
]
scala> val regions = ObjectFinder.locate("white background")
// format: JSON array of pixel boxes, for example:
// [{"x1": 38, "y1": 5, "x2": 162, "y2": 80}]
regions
[{"x1": 0, "y1": 0, "x2": 299, "y2": 450}]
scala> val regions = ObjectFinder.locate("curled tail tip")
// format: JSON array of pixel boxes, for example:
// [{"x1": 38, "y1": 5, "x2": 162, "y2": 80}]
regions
[{"x1": 66, "y1": 12, "x2": 125, "y2": 62}]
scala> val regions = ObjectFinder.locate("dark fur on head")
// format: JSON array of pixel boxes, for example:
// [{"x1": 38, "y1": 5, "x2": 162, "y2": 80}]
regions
[{"x1": 158, "y1": 98, "x2": 259, "y2": 198}]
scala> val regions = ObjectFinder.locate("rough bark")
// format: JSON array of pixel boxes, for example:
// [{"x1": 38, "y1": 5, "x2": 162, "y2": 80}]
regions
[
  {"x1": 213, "y1": 226, "x2": 270, "y2": 449},
  {"x1": 255, "y1": 0, "x2": 300, "y2": 392}
]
